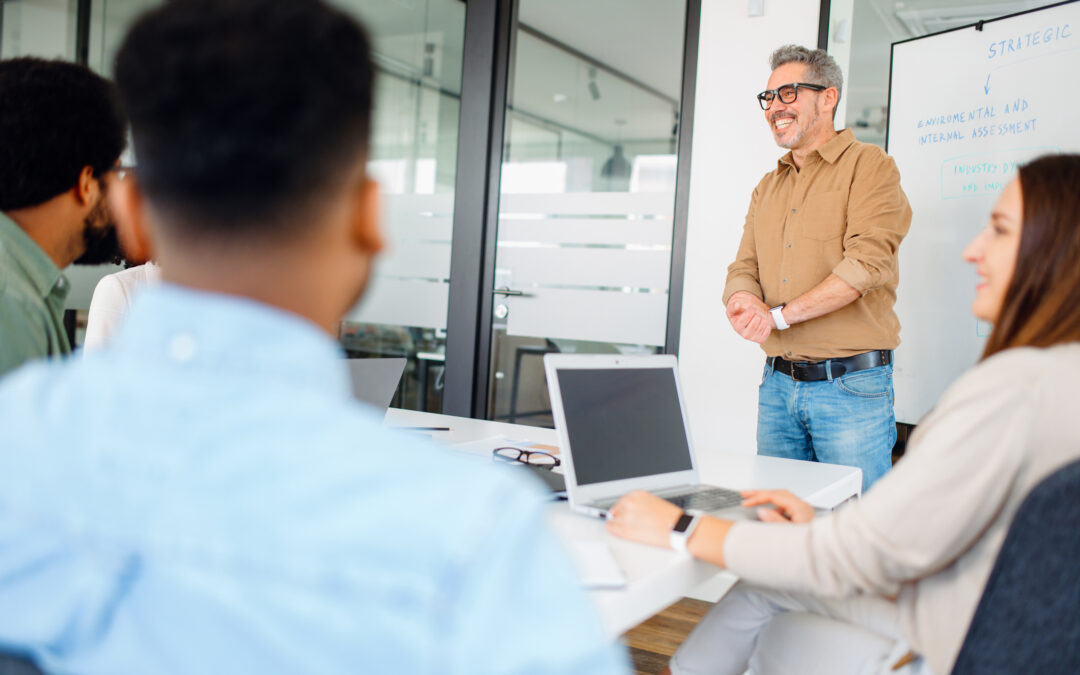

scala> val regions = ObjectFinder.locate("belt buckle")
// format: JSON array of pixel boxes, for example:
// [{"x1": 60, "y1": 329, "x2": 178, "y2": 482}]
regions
[{"x1": 790, "y1": 362, "x2": 809, "y2": 381}]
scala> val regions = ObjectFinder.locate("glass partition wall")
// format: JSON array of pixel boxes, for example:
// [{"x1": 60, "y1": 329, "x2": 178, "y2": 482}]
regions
[
  {"x1": 7, "y1": 0, "x2": 697, "y2": 421},
  {"x1": 0, "y1": 0, "x2": 79, "y2": 60},
  {"x1": 486, "y1": 0, "x2": 689, "y2": 425},
  {"x1": 82, "y1": 0, "x2": 466, "y2": 412},
  {"x1": 336, "y1": 1, "x2": 465, "y2": 413}
]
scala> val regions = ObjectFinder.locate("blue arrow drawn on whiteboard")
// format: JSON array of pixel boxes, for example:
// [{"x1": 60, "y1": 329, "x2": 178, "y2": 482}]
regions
[{"x1": 984, "y1": 74, "x2": 991, "y2": 94}]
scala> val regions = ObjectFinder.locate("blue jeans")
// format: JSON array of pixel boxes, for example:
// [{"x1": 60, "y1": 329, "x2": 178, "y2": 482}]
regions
[{"x1": 757, "y1": 361, "x2": 895, "y2": 492}]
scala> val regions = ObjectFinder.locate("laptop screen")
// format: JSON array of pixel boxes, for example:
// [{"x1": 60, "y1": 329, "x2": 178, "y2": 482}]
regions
[{"x1": 555, "y1": 367, "x2": 693, "y2": 485}]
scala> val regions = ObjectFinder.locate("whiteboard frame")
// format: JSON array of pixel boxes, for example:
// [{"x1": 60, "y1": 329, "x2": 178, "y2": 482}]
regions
[
  {"x1": 886, "y1": 0, "x2": 1079, "y2": 152},
  {"x1": 883, "y1": 0, "x2": 1079, "y2": 423}
]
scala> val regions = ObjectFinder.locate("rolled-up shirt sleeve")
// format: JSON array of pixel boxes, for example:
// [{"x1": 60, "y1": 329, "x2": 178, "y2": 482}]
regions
[
  {"x1": 723, "y1": 185, "x2": 765, "y2": 305},
  {"x1": 831, "y1": 154, "x2": 911, "y2": 295}
]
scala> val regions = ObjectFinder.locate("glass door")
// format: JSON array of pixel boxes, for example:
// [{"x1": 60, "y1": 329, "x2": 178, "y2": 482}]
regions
[{"x1": 486, "y1": 0, "x2": 689, "y2": 426}]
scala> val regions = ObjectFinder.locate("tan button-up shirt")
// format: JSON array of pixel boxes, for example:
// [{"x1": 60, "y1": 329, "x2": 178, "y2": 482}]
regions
[{"x1": 722, "y1": 129, "x2": 912, "y2": 361}]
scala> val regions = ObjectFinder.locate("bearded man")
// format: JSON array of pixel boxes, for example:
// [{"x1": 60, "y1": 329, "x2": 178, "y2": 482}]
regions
[
  {"x1": 0, "y1": 57, "x2": 127, "y2": 377},
  {"x1": 723, "y1": 45, "x2": 912, "y2": 491}
]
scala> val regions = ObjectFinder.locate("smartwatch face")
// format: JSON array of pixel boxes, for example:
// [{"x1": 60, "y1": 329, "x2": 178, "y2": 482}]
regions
[{"x1": 673, "y1": 513, "x2": 694, "y2": 533}]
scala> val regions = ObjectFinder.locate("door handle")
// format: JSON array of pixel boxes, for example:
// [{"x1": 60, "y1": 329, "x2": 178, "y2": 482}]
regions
[{"x1": 492, "y1": 287, "x2": 528, "y2": 297}]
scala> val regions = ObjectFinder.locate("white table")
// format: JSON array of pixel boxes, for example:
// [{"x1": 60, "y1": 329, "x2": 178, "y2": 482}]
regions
[{"x1": 384, "y1": 408, "x2": 861, "y2": 636}]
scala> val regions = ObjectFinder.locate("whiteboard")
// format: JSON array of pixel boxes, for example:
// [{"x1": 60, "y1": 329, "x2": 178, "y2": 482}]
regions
[{"x1": 887, "y1": 0, "x2": 1080, "y2": 423}]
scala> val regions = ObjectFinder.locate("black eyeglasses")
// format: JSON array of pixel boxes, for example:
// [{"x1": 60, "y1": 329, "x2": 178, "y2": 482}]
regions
[
  {"x1": 105, "y1": 165, "x2": 136, "y2": 181},
  {"x1": 757, "y1": 82, "x2": 827, "y2": 110},
  {"x1": 492, "y1": 446, "x2": 561, "y2": 470}
]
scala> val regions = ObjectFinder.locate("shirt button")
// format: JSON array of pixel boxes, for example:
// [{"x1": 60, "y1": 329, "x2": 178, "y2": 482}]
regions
[
  {"x1": 169, "y1": 333, "x2": 197, "y2": 362},
  {"x1": 782, "y1": 278, "x2": 788, "y2": 283},
  {"x1": 786, "y1": 351, "x2": 793, "y2": 357},
  {"x1": 786, "y1": 243, "x2": 792, "y2": 248},
  {"x1": 791, "y1": 208, "x2": 797, "y2": 213}
]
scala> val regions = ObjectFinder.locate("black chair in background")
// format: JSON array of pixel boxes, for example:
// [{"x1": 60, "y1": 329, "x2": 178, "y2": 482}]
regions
[
  {"x1": 951, "y1": 458, "x2": 1080, "y2": 674},
  {"x1": 0, "y1": 652, "x2": 43, "y2": 675}
]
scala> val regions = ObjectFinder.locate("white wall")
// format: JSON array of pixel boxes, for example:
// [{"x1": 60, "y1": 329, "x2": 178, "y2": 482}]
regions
[{"x1": 679, "y1": 0, "x2": 821, "y2": 480}]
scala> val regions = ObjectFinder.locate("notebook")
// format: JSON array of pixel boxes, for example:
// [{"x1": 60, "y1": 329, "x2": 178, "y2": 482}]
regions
[{"x1": 544, "y1": 353, "x2": 753, "y2": 519}]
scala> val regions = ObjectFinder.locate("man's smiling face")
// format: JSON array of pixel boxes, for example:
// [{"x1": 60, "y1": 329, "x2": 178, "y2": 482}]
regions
[{"x1": 763, "y1": 62, "x2": 831, "y2": 152}]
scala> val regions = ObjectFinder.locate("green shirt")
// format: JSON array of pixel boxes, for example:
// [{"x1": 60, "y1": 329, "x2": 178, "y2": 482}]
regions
[{"x1": 0, "y1": 212, "x2": 71, "y2": 377}]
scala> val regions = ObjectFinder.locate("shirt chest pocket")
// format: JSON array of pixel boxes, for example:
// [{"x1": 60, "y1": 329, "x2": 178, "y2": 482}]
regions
[{"x1": 800, "y1": 190, "x2": 847, "y2": 241}]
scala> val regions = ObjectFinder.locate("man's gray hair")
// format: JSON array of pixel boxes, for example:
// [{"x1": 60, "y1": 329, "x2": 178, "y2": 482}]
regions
[{"x1": 769, "y1": 44, "x2": 843, "y2": 113}]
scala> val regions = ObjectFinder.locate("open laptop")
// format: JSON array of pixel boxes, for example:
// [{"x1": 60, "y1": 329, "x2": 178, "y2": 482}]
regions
[
  {"x1": 344, "y1": 357, "x2": 407, "y2": 415},
  {"x1": 544, "y1": 353, "x2": 750, "y2": 519}
]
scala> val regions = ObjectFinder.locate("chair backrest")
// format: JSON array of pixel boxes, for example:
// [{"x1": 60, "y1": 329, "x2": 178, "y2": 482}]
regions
[
  {"x1": 0, "y1": 652, "x2": 44, "y2": 675},
  {"x1": 951, "y1": 458, "x2": 1080, "y2": 674}
]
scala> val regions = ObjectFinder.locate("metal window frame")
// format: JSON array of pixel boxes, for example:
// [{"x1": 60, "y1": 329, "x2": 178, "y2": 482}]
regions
[
  {"x1": 446, "y1": 0, "x2": 700, "y2": 416},
  {"x1": 75, "y1": 0, "x2": 91, "y2": 64},
  {"x1": 818, "y1": 0, "x2": 831, "y2": 50},
  {"x1": 664, "y1": 0, "x2": 701, "y2": 355},
  {"x1": 443, "y1": 0, "x2": 516, "y2": 418}
]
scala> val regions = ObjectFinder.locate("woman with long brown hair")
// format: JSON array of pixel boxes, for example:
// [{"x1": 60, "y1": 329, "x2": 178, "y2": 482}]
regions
[{"x1": 606, "y1": 154, "x2": 1080, "y2": 675}]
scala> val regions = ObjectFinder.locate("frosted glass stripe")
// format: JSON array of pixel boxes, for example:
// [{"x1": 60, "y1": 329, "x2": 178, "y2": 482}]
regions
[
  {"x1": 500, "y1": 191, "x2": 674, "y2": 216},
  {"x1": 382, "y1": 193, "x2": 454, "y2": 238},
  {"x1": 375, "y1": 242, "x2": 452, "y2": 279},
  {"x1": 354, "y1": 193, "x2": 456, "y2": 329},
  {"x1": 505, "y1": 288, "x2": 668, "y2": 347},
  {"x1": 497, "y1": 247, "x2": 671, "y2": 288},
  {"x1": 383, "y1": 193, "x2": 455, "y2": 213},
  {"x1": 346, "y1": 277, "x2": 449, "y2": 330},
  {"x1": 497, "y1": 219, "x2": 673, "y2": 247},
  {"x1": 383, "y1": 218, "x2": 453, "y2": 241}
]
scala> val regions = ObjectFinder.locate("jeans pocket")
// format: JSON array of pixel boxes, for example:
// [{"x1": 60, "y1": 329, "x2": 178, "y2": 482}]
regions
[
  {"x1": 760, "y1": 363, "x2": 772, "y2": 387},
  {"x1": 835, "y1": 366, "x2": 891, "y2": 398}
]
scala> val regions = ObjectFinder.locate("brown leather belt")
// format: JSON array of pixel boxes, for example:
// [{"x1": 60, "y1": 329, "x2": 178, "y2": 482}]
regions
[{"x1": 767, "y1": 350, "x2": 892, "y2": 382}]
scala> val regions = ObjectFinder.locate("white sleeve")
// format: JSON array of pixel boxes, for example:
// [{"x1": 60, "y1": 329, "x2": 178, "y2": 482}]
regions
[{"x1": 83, "y1": 274, "x2": 128, "y2": 353}]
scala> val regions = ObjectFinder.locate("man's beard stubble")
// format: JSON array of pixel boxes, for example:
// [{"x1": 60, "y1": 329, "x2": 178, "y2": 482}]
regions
[{"x1": 74, "y1": 193, "x2": 123, "y2": 266}]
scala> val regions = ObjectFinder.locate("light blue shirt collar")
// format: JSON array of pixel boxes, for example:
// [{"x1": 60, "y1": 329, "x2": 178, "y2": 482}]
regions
[{"x1": 113, "y1": 283, "x2": 351, "y2": 399}]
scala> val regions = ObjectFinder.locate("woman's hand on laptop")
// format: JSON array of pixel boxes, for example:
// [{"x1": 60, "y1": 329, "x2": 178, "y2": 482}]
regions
[
  {"x1": 607, "y1": 491, "x2": 737, "y2": 567},
  {"x1": 741, "y1": 489, "x2": 816, "y2": 523},
  {"x1": 605, "y1": 491, "x2": 682, "y2": 549}
]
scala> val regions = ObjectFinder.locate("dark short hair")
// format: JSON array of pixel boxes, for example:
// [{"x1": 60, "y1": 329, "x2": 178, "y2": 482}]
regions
[
  {"x1": 113, "y1": 0, "x2": 375, "y2": 239},
  {"x1": 983, "y1": 154, "x2": 1080, "y2": 359},
  {"x1": 0, "y1": 58, "x2": 126, "y2": 211}
]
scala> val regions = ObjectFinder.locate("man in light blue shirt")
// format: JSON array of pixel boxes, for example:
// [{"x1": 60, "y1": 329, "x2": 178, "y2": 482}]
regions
[{"x1": 0, "y1": 1, "x2": 628, "y2": 673}]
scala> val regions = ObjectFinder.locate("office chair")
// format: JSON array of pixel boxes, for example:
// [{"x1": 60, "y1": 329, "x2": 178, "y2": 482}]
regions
[
  {"x1": 951, "y1": 458, "x2": 1080, "y2": 674},
  {"x1": 0, "y1": 651, "x2": 43, "y2": 675}
]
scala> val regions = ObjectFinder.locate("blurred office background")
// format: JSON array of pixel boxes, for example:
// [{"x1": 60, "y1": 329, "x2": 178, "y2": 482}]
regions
[
  {"x1": 1, "y1": 0, "x2": 691, "y2": 427},
  {"x1": 1, "y1": 0, "x2": 1042, "y2": 440}
]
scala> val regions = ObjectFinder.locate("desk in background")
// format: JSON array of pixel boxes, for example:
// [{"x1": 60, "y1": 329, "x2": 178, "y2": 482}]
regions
[{"x1": 384, "y1": 408, "x2": 861, "y2": 637}]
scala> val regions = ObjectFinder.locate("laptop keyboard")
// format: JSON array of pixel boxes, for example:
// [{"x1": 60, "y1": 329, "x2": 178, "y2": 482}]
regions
[
  {"x1": 592, "y1": 486, "x2": 743, "y2": 513},
  {"x1": 659, "y1": 487, "x2": 743, "y2": 512}
]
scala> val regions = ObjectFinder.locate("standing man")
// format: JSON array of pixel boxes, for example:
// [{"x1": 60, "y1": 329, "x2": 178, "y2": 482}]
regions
[
  {"x1": 0, "y1": 58, "x2": 127, "y2": 377},
  {"x1": 0, "y1": 1, "x2": 627, "y2": 673},
  {"x1": 724, "y1": 45, "x2": 911, "y2": 491}
]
